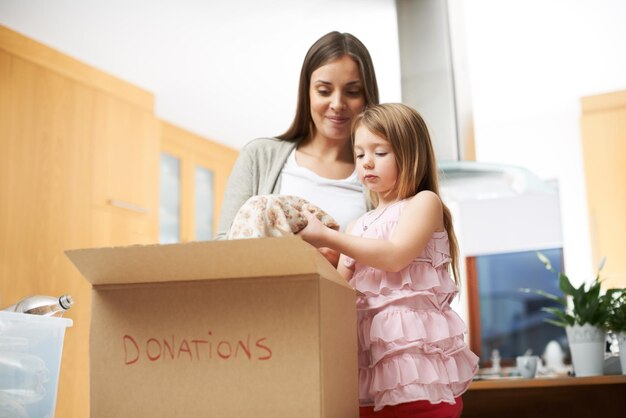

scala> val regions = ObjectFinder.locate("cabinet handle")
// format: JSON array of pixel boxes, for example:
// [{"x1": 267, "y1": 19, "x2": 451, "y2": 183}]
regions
[{"x1": 108, "y1": 199, "x2": 149, "y2": 214}]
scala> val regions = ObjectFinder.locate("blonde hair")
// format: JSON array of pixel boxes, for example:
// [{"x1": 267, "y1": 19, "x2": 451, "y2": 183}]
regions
[{"x1": 353, "y1": 103, "x2": 460, "y2": 285}]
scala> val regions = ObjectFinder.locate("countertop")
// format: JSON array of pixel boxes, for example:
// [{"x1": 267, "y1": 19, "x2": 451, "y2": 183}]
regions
[
  {"x1": 463, "y1": 374, "x2": 626, "y2": 418},
  {"x1": 469, "y1": 373, "x2": 626, "y2": 390}
]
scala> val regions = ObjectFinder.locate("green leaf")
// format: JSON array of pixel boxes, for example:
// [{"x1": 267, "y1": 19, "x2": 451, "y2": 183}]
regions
[
  {"x1": 558, "y1": 272, "x2": 576, "y2": 296},
  {"x1": 597, "y1": 256, "x2": 606, "y2": 273},
  {"x1": 540, "y1": 306, "x2": 575, "y2": 328},
  {"x1": 572, "y1": 281, "x2": 586, "y2": 305},
  {"x1": 519, "y1": 288, "x2": 566, "y2": 306},
  {"x1": 588, "y1": 281, "x2": 601, "y2": 300},
  {"x1": 545, "y1": 318, "x2": 569, "y2": 328},
  {"x1": 606, "y1": 288, "x2": 626, "y2": 331},
  {"x1": 583, "y1": 298, "x2": 600, "y2": 325},
  {"x1": 541, "y1": 307, "x2": 567, "y2": 321},
  {"x1": 527, "y1": 255, "x2": 612, "y2": 329}
]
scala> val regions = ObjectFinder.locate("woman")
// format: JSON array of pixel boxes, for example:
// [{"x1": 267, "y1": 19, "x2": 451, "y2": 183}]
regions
[{"x1": 217, "y1": 31, "x2": 380, "y2": 261}]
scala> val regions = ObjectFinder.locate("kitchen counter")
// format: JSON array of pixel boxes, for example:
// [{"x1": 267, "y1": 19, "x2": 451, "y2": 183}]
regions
[{"x1": 463, "y1": 375, "x2": 626, "y2": 417}]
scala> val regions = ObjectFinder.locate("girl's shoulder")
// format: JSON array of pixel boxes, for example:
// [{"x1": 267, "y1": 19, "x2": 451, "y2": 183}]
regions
[
  {"x1": 404, "y1": 190, "x2": 442, "y2": 209},
  {"x1": 401, "y1": 191, "x2": 444, "y2": 229}
]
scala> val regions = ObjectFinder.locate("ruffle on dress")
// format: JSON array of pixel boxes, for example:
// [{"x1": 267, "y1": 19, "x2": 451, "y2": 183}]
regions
[
  {"x1": 351, "y1": 261, "x2": 455, "y2": 295},
  {"x1": 358, "y1": 334, "x2": 478, "y2": 410},
  {"x1": 360, "y1": 344, "x2": 478, "y2": 392},
  {"x1": 358, "y1": 308, "x2": 468, "y2": 353},
  {"x1": 368, "y1": 380, "x2": 473, "y2": 409},
  {"x1": 347, "y1": 203, "x2": 478, "y2": 411}
]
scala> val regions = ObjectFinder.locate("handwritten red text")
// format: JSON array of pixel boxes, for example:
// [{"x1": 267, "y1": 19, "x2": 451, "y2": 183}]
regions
[{"x1": 123, "y1": 332, "x2": 272, "y2": 365}]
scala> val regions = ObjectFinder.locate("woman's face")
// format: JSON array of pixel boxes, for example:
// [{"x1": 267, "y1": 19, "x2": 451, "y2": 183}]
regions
[{"x1": 309, "y1": 55, "x2": 365, "y2": 144}]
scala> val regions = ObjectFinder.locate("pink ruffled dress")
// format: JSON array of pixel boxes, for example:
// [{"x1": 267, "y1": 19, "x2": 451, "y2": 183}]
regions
[{"x1": 344, "y1": 200, "x2": 479, "y2": 411}]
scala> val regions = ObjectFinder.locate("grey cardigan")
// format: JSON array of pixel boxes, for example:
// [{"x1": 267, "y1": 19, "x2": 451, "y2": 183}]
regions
[{"x1": 216, "y1": 137, "x2": 372, "y2": 239}]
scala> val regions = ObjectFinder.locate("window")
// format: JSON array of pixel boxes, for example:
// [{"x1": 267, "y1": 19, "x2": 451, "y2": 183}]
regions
[
  {"x1": 159, "y1": 153, "x2": 181, "y2": 243},
  {"x1": 194, "y1": 166, "x2": 214, "y2": 241},
  {"x1": 467, "y1": 248, "x2": 568, "y2": 365}
]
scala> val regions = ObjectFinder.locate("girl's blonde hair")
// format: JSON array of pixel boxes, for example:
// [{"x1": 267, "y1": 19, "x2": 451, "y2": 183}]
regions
[{"x1": 353, "y1": 103, "x2": 460, "y2": 285}]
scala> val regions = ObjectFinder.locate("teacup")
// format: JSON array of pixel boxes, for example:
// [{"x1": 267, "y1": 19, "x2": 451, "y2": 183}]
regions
[{"x1": 516, "y1": 355, "x2": 539, "y2": 378}]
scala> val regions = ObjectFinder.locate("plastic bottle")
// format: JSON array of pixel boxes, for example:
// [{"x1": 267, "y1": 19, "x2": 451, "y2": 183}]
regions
[{"x1": 3, "y1": 294, "x2": 74, "y2": 317}]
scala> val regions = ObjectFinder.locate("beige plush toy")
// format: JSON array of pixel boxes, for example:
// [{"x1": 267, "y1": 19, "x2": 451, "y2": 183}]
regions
[{"x1": 227, "y1": 195, "x2": 339, "y2": 239}]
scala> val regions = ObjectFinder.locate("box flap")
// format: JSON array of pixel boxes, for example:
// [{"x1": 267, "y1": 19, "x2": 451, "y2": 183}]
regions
[{"x1": 65, "y1": 236, "x2": 351, "y2": 288}]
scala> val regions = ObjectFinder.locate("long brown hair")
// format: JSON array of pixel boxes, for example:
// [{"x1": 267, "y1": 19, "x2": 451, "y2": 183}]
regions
[
  {"x1": 353, "y1": 103, "x2": 460, "y2": 285},
  {"x1": 277, "y1": 31, "x2": 380, "y2": 142}
]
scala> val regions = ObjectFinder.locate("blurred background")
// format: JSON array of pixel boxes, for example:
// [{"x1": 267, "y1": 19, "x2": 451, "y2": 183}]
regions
[{"x1": 1, "y1": 1, "x2": 626, "y2": 416}]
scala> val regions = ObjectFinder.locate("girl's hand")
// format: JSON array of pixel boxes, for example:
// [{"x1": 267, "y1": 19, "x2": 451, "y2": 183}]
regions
[
  {"x1": 318, "y1": 247, "x2": 340, "y2": 267},
  {"x1": 297, "y1": 206, "x2": 331, "y2": 248}
]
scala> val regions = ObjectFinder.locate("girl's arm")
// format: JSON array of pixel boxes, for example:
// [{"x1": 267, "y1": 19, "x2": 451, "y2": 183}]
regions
[
  {"x1": 317, "y1": 247, "x2": 340, "y2": 267},
  {"x1": 335, "y1": 220, "x2": 357, "y2": 280},
  {"x1": 336, "y1": 253, "x2": 355, "y2": 280},
  {"x1": 299, "y1": 191, "x2": 444, "y2": 272}
]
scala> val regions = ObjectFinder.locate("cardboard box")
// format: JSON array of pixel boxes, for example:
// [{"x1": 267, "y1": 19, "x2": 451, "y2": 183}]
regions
[{"x1": 66, "y1": 236, "x2": 358, "y2": 418}]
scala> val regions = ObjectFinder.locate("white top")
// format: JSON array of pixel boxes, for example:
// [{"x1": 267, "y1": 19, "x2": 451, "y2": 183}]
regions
[{"x1": 279, "y1": 150, "x2": 366, "y2": 231}]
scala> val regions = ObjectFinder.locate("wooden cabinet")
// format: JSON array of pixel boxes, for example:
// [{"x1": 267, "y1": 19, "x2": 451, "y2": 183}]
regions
[
  {"x1": 0, "y1": 49, "x2": 94, "y2": 418},
  {"x1": 580, "y1": 91, "x2": 626, "y2": 289},
  {"x1": 0, "y1": 25, "x2": 159, "y2": 418},
  {"x1": 90, "y1": 91, "x2": 160, "y2": 247},
  {"x1": 160, "y1": 121, "x2": 238, "y2": 242},
  {"x1": 1, "y1": 25, "x2": 240, "y2": 417},
  {"x1": 0, "y1": 52, "x2": 94, "y2": 257}
]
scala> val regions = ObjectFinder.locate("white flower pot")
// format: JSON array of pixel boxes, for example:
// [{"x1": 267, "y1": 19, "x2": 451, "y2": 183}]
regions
[
  {"x1": 617, "y1": 331, "x2": 626, "y2": 375},
  {"x1": 566, "y1": 324, "x2": 605, "y2": 377}
]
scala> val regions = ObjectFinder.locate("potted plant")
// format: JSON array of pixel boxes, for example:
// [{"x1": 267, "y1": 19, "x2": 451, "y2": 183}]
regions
[
  {"x1": 521, "y1": 253, "x2": 610, "y2": 376},
  {"x1": 605, "y1": 288, "x2": 626, "y2": 374}
]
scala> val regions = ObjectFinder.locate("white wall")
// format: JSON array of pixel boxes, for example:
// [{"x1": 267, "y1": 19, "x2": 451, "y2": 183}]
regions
[
  {"x1": 0, "y1": 0, "x2": 402, "y2": 149},
  {"x1": 3, "y1": 0, "x2": 626, "y2": 285},
  {"x1": 461, "y1": 0, "x2": 626, "y2": 285}
]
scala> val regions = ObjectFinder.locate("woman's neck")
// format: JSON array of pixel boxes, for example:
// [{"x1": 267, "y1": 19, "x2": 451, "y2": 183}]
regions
[
  {"x1": 297, "y1": 134, "x2": 353, "y2": 163},
  {"x1": 295, "y1": 134, "x2": 355, "y2": 180}
]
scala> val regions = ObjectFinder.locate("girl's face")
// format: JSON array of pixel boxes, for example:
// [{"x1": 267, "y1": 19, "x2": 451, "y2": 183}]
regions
[
  {"x1": 309, "y1": 55, "x2": 365, "y2": 144},
  {"x1": 354, "y1": 126, "x2": 398, "y2": 201}
]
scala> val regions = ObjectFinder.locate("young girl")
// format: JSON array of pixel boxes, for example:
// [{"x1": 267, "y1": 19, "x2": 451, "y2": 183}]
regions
[{"x1": 298, "y1": 103, "x2": 478, "y2": 418}]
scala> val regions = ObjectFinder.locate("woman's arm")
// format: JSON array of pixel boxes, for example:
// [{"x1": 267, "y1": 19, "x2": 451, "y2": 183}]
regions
[
  {"x1": 217, "y1": 138, "x2": 296, "y2": 240},
  {"x1": 216, "y1": 147, "x2": 256, "y2": 240},
  {"x1": 299, "y1": 191, "x2": 444, "y2": 272}
]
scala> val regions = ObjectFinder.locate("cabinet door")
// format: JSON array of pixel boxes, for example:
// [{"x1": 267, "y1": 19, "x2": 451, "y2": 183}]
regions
[
  {"x1": 91, "y1": 92, "x2": 160, "y2": 246},
  {"x1": 159, "y1": 152, "x2": 182, "y2": 243},
  {"x1": 160, "y1": 122, "x2": 237, "y2": 242},
  {"x1": 194, "y1": 164, "x2": 215, "y2": 240},
  {"x1": 581, "y1": 92, "x2": 626, "y2": 289},
  {"x1": 0, "y1": 51, "x2": 93, "y2": 418},
  {"x1": 159, "y1": 151, "x2": 216, "y2": 242}
]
